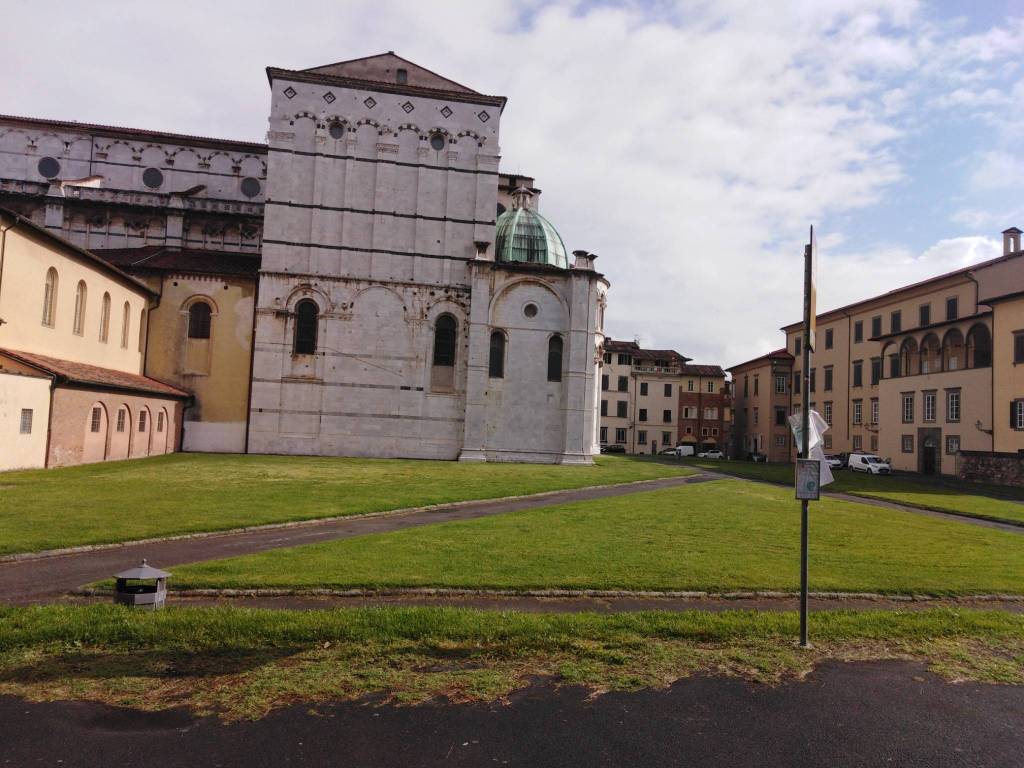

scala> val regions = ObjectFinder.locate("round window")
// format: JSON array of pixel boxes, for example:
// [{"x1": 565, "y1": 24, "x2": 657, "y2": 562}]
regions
[
  {"x1": 142, "y1": 167, "x2": 164, "y2": 189},
  {"x1": 37, "y1": 156, "x2": 61, "y2": 179},
  {"x1": 524, "y1": 303, "x2": 539, "y2": 318},
  {"x1": 328, "y1": 122, "x2": 346, "y2": 139},
  {"x1": 429, "y1": 133, "x2": 446, "y2": 151},
  {"x1": 240, "y1": 177, "x2": 262, "y2": 198}
]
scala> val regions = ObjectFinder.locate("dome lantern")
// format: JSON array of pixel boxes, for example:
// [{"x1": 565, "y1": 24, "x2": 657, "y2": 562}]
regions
[{"x1": 494, "y1": 186, "x2": 570, "y2": 268}]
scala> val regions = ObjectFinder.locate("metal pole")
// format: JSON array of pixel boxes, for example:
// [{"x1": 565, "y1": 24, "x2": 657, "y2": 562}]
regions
[{"x1": 800, "y1": 236, "x2": 813, "y2": 648}]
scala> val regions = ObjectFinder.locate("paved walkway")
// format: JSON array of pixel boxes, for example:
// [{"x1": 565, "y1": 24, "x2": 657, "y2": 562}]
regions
[
  {"x1": 2, "y1": 661, "x2": 1021, "y2": 767},
  {"x1": 0, "y1": 473, "x2": 716, "y2": 604}
]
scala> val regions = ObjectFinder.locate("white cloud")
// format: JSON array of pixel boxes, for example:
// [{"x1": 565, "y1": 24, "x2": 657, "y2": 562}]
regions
[{"x1": 0, "y1": 0, "x2": 1018, "y2": 368}]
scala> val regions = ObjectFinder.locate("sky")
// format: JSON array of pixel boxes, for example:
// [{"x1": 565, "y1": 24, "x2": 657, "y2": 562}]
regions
[{"x1": 3, "y1": 0, "x2": 1023, "y2": 366}]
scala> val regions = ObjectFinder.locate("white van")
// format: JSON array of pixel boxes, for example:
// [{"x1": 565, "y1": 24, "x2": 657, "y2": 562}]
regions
[
  {"x1": 847, "y1": 453, "x2": 891, "y2": 474},
  {"x1": 674, "y1": 445, "x2": 695, "y2": 457}
]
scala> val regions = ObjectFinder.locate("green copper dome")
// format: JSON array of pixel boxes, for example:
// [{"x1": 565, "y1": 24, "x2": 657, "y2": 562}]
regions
[{"x1": 494, "y1": 188, "x2": 569, "y2": 269}]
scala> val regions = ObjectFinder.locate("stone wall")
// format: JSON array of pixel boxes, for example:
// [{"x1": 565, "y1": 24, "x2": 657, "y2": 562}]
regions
[{"x1": 956, "y1": 450, "x2": 1024, "y2": 487}]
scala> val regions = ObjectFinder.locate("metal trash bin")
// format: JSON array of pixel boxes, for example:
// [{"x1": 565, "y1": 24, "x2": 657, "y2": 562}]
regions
[{"x1": 113, "y1": 560, "x2": 170, "y2": 609}]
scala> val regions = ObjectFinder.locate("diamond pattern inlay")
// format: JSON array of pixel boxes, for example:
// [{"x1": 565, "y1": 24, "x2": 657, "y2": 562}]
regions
[
  {"x1": 440, "y1": 106, "x2": 453, "y2": 119},
  {"x1": 323, "y1": 91, "x2": 336, "y2": 103},
  {"x1": 364, "y1": 97, "x2": 377, "y2": 109},
  {"x1": 283, "y1": 86, "x2": 297, "y2": 99},
  {"x1": 401, "y1": 101, "x2": 415, "y2": 113},
  {"x1": 477, "y1": 110, "x2": 490, "y2": 123}
]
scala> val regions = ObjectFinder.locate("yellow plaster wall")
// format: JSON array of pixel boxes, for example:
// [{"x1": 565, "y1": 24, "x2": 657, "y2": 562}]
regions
[
  {"x1": 0, "y1": 370, "x2": 51, "y2": 470},
  {"x1": 143, "y1": 273, "x2": 256, "y2": 452},
  {"x1": 0, "y1": 224, "x2": 149, "y2": 373},
  {"x1": 992, "y1": 295, "x2": 1024, "y2": 453}
]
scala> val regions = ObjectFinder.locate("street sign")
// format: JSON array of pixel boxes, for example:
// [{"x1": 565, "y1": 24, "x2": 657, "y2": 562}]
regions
[{"x1": 795, "y1": 459, "x2": 821, "y2": 500}]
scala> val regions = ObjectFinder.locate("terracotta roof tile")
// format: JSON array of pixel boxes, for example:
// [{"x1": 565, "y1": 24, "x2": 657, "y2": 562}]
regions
[
  {"x1": 0, "y1": 349, "x2": 189, "y2": 398},
  {"x1": 679, "y1": 364, "x2": 726, "y2": 377}
]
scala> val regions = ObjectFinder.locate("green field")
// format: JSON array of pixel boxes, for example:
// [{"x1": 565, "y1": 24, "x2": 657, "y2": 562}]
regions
[
  {"x1": 170, "y1": 479, "x2": 1024, "y2": 596},
  {"x1": 0, "y1": 453, "x2": 690, "y2": 555},
  {"x1": 677, "y1": 458, "x2": 1024, "y2": 524},
  {"x1": 1, "y1": 604, "x2": 1020, "y2": 719}
]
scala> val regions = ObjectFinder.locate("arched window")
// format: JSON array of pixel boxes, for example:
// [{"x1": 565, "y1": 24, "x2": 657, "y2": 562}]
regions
[
  {"x1": 920, "y1": 334, "x2": 941, "y2": 374},
  {"x1": 41, "y1": 267, "x2": 58, "y2": 327},
  {"x1": 72, "y1": 280, "x2": 87, "y2": 336},
  {"x1": 99, "y1": 292, "x2": 111, "y2": 342},
  {"x1": 430, "y1": 314, "x2": 458, "y2": 392},
  {"x1": 138, "y1": 308, "x2": 146, "y2": 352},
  {"x1": 432, "y1": 314, "x2": 457, "y2": 367},
  {"x1": 293, "y1": 299, "x2": 319, "y2": 355},
  {"x1": 898, "y1": 337, "x2": 919, "y2": 377},
  {"x1": 120, "y1": 301, "x2": 131, "y2": 349},
  {"x1": 547, "y1": 335, "x2": 564, "y2": 382},
  {"x1": 941, "y1": 329, "x2": 962, "y2": 371},
  {"x1": 488, "y1": 330, "x2": 505, "y2": 378},
  {"x1": 187, "y1": 301, "x2": 212, "y2": 339},
  {"x1": 966, "y1": 324, "x2": 992, "y2": 368}
]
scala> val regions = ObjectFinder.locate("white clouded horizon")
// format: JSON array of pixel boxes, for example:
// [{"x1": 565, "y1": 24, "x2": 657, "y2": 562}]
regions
[{"x1": 2, "y1": 0, "x2": 1021, "y2": 368}]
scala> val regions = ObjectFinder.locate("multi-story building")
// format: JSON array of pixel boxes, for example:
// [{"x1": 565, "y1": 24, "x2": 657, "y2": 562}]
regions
[
  {"x1": 727, "y1": 349, "x2": 794, "y2": 462},
  {"x1": 777, "y1": 226, "x2": 1024, "y2": 476},
  {"x1": 599, "y1": 340, "x2": 690, "y2": 454},
  {"x1": 0, "y1": 52, "x2": 610, "y2": 466},
  {"x1": 0, "y1": 208, "x2": 187, "y2": 470},
  {"x1": 677, "y1": 364, "x2": 731, "y2": 453}
]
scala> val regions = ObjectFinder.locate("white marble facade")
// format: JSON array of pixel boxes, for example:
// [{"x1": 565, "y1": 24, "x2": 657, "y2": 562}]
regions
[{"x1": 249, "y1": 55, "x2": 608, "y2": 463}]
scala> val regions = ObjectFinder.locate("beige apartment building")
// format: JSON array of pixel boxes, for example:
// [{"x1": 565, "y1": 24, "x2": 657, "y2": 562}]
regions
[
  {"x1": 728, "y1": 349, "x2": 794, "y2": 462},
  {"x1": 778, "y1": 226, "x2": 1024, "y2": 477},
  {"x1": 600, "y1": 340, "x2": 689, "y2": 454}
]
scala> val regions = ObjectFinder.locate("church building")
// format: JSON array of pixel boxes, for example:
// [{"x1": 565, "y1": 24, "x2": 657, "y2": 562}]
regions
[{"x1": 0, "y1": 53, "x2": 609, "y2": 467}]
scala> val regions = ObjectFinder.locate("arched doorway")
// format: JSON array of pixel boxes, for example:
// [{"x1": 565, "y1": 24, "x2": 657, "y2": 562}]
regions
[
  {"x1": 136, "y1": 406, "x2": 153, "y2": 457},
  {"x1": 109, "y1": 403, "x2": 132, "y2": 460},
  {"x1": 156, "y1": 407, "x2": 171, "y2": 454}
]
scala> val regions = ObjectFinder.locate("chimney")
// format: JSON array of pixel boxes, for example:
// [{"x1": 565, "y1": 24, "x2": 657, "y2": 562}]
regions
[
  {"x1": 573, "y1": 249, "x2": 597, "y2": 270},
  {"x1": 1003, "y1": 227, "x2": 1022, "y2": 256}
]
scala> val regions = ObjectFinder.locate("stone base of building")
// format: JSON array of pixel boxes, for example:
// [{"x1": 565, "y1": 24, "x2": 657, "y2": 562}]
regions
[{"x1": 956, "y1": 450, "x2": 1024, "y2": 487}]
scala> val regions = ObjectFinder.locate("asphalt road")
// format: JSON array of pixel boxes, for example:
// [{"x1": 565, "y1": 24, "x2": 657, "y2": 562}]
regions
[{"x1": 1, "y1": 660, "x2": 1020, "y2": 767}]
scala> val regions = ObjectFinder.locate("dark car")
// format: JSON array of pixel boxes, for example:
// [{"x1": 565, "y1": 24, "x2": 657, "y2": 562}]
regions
[{"x1": 600, "y1": 444, "x2": 626, "y2": 454}]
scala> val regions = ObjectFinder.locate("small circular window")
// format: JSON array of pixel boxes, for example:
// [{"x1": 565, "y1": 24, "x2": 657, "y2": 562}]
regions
[
  {"x1": 429, "y1": 133, "x2": 446, "y2": 151},
  {"x1": 524, "y1": 303, "x2": 538, "y2": 318},
  {"x1": 328, "y1": 122, "x2": 346, "y2": 139},
  {"x1": 240, "y1": 177, "x2": 262, "y2": 198},
  {"x1": 37, "y1": 156, "x2": 61, "y2": 179},
  {"x1": 142, "y1": 167, "x2": 164, "y2": 188}
]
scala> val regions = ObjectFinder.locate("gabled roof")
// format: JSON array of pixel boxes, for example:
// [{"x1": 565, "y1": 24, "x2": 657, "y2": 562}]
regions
[
  {"x1": 0, "y1": 207, "x2": 157, "y2": 297},
  {"x1": 91, "y1": 246, "x2": 261, "y2": 278},
  {"x1": 603, "y1": 339, "x2": 692, "y2": 363},
  {"x1": 728, "y1": 348, "x2": 793, "y2": 372},
  {"x1": 302, "y1": 52, "x2": 478, "y2": 94},
  {"x1": 0, "y1": 348, "x2": 189, "y2": 398}
]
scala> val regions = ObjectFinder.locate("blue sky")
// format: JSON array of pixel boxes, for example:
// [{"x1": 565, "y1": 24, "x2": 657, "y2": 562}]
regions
[{"x1": 2, "y1": 0, "x2": 1021, "y2": 365}]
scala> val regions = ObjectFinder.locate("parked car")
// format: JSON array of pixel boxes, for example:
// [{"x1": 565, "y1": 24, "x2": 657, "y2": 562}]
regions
[
  {"x1": 673, "y1": 445, "x2": 695, "y2": 457},
  {"x1": 658, "y1": 447, "x2": 678, "y2": 455},
  {"x1": 824, "y1": 454, "x2": 844, "y2": 469},
  {"x1": 600, "y1": 444, "x2": 626, "y2": 454},
  {"x1": 747, "y1": 452, "x2": 767, "y2": 462},
  {"x1": 698, "y1": 449, "x2": 724, "y2": 459},
  {"x1": 847, "y1": 452, "x2": 891, "y2": 474}
]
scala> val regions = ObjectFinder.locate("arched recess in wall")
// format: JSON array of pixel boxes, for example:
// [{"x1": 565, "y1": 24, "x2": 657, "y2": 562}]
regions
[
  {"x1": 966, "y1": 323, "x2": 992, "y2": 368},
  {"x1": 136, "y1": 405, "x2": 153, "y2": 457},
  {"x1": 942, "y1": 328, "x2": 964, "y2": 371},
  {"x1": 110, "y1": 403, "x2": 132, "y2": 460},
  {"x1": 487, "y1": 277, "x2": 569, "y2": 324},
  {"x1": 42, "y1": 267, "x2": 58, "y2": 327},
  {"x1": 899, "y1": 337, "x2": 919, "y2": 377},
  {"x1": 488, "y1": 330, "x2": 506, "y2": 379},
  {"x1": 293, "y1": 299, "x2": 320, "y2": 355},
  {"x1": 182, "y1": 295, "x2": 217, "y2": 375},
  {"x1": 82, "y1": 402, "x2": 108, "y2": 464},
  {"x1": 156, "y1": 407, "x2": 171, "y2": 454},
  {"x1": 99, "y1": 292, "x2": 111, "y2": 342},
  {"x1": 73, "y1": 280, "x2": 87, "y2": 336},
  {"x1": 920, "y1": 333, "x2": 941, "y2": 374},
  {"x1": 547, "y1": 334, "x2": 564, "y2": 382}
]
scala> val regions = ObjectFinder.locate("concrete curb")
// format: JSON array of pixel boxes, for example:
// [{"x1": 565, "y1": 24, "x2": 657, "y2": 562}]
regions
[
  {"x1": 73, "y1": 586, "x2": 1024, "y2": 602},
  {"x1": 0, "y1": 472, "x2": 702, "y2": 564}
]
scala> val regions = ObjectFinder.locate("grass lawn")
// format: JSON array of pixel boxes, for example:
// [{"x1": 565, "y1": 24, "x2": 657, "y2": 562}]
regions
[
  {"x1": 1, "y1": 604, "x2": 1021, "y2": 719},
  {"x1": 677, "y1": 458, "x2": 1024, "y2": 525},
  {"x1": 0, "y1": 453, "x2": 690, "y2": 555},
  {"x1": 170, "y1": 479, "x2": 1024, "y2": 596}
]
